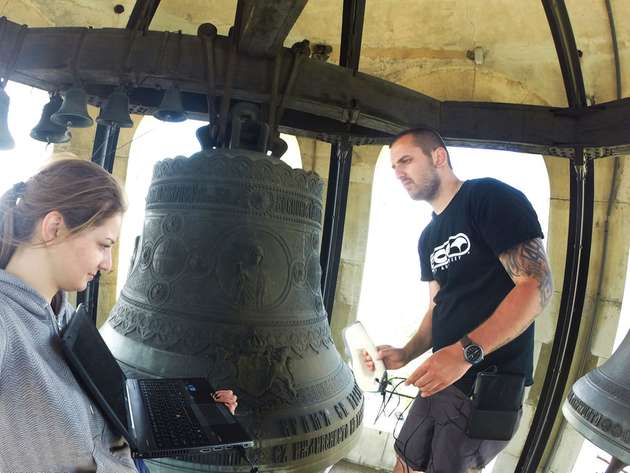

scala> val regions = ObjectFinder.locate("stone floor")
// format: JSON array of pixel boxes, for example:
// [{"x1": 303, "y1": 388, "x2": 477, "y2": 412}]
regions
[
  {"x1": 329, "y1": 460, "x2": 388, "y2": 472},
  {"x1": 328, "y1": 461, "x2": 483, "y2": 472}
]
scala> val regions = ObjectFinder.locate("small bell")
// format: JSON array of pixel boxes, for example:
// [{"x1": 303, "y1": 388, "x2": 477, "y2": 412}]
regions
[
  {"x1": 0, "y1": 88, "x2": 15, "y2": 151},
  {"x1": 154, "y1": 85, "x2": 186, "y2": 122},
  {"x1": 97, "y1": 87, "x2": 133, "y2": 128},
  {"x1": 30, "y1": 94, "x2": 71, "y2": 144},
  {"x1": 563, "y1": 330, "x2": 630, "y2": 466},
  {"x1": 51, "y1": 86, "x2": 94, "y2": 128}
]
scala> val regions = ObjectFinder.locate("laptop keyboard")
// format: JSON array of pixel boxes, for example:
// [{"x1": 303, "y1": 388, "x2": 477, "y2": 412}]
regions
[{"x1": 139, "y1": 379, "x2": 209, "y2": 449}]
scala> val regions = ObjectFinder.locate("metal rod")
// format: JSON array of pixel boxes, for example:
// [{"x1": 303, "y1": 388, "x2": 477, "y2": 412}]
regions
[
  {"x1": 273, "y1": 49, "x2": 304, "y2": 135},
  {"x1": 542, "y1": 0, "x2": 587, "y2": 108},
  {"x1": 339, "y1": 0, "x2": 366, "y2": 73},
  {"x1": 126, "y1": 0, "x2": 161, "y2": 33},
  {"x1": 514, "y1": 3, "x2": 592, "y2": 470},
  {"x1": 604, "y1": 0, "x2": 622, "y2": 100},
  {"x1": 76, "y1": 122, "x2": 120, "y2": 324},
  {"x1": 319, "y1": 0, "x2": 365, "y2": 323},
  {"x1": 515, "y1": 150, "x2": 594, "y2": 473},
  {"x1": 103, "y1": 125, "x2": 120, "y2": 173},
  {"x1": 320, "y1": 142, "x2": 353, "y2": 321},
  {"x1": 200, "y1": 32, "x2": 216, "y2": 142},
  {"x1": 604, "y1": 457, "x2": 627, "y2": 473}
]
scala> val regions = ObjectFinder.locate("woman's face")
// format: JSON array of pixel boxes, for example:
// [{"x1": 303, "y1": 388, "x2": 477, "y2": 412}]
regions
[{"x1": 51, "y1": 213, "x2": 122, "y2": 292}]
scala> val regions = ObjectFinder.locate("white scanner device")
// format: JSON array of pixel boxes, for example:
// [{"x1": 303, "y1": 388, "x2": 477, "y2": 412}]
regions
[{"x1": 343, "y1": 321, "x2": 387, "y2": 393}]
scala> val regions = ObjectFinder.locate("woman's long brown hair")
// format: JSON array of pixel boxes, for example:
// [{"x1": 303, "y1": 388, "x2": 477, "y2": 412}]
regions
[{"x1": 0, "y1": 158, "x2": 127, "y2": 269}]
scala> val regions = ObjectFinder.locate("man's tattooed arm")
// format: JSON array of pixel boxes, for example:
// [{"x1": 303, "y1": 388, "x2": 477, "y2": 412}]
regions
[
  {"x1": 499, "y1": 238, "x2": 553, "y2": 310},
  {"x1": 467, "y1": 238, "x2": 553, "y2": 354}
]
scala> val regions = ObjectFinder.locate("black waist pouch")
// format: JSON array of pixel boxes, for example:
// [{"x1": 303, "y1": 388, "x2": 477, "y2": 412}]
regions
[{"x1": 466, "y1": 371, "x2": 525, "y2": 441}]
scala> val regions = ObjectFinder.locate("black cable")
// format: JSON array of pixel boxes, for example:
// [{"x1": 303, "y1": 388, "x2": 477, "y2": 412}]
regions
[
  {"x1": 375, "y1": 378, "x2": 406, "y2": 423},
  {"x1": 386, "y1": 389, "x2": 402, "y2": 418},
  {"x1": 384, "y1": 389, "x2": 416, "y2": 400},
  {"x1": 396, "y1": 398, "x2": 429, "y2": 473},
  {"x1": 367, "y1": 375, "x2": 436, "y2": 472},
  {"x1": 237, "y1": 446, "x2": 259, "y2": 473}
]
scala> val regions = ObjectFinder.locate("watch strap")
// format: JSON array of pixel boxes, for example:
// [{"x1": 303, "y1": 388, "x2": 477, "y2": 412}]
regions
[{"x1": 460, "y1": 334, "x2": 474, "y2": 348}]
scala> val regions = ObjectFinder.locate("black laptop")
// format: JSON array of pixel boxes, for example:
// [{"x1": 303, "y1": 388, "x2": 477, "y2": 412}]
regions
[{"x1": 60, "y1": 304, "x2": 255, "y2": 459}]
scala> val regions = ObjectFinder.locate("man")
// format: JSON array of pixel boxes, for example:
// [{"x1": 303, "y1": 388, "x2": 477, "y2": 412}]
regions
[{"x1": 366, "y1": 128, "x2": 552, "y2": 473}]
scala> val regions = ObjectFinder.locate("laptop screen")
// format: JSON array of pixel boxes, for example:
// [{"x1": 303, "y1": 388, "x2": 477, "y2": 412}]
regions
[{"x1": 62, "y1": 306, "x2": 129, "y2": 432}]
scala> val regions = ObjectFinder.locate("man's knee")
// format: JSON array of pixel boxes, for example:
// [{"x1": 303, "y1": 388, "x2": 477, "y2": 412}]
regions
[{"x1": 393, "y1": 456, "x2": 421, "y2": 473}]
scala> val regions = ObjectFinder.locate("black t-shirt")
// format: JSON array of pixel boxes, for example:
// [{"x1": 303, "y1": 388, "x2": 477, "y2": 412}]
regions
[{"x1": 418, "y1": 178, "x2": 543, "y2": 391}]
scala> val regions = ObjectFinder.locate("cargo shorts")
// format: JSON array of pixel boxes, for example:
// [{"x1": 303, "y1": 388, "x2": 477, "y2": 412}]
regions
[{"x1": 393, "y1": 385, "x2": 511, "y2": 473}]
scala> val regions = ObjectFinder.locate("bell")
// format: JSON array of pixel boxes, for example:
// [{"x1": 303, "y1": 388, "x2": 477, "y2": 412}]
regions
[
  {"x1": 30, "y1": 94, "x2": 71, "y2": 144},
  {"x1": 0, "y1": 88, "x2": 15, "y2": 151},
  {"x1": 154, "y1": 85, "x2": 186, "y2": 122},
  {"x1": 102, "y1": 149, "x2": 364, "y2": 472},
  {"x1": 563, "y1": 330, "x2": 630, "y2": 466},
  {"x1": 51, "y1": 86, "x2": 94, "y2": 128},
  {"x1": 96, "y1": 87, "x2": 133, "y2": 128}
]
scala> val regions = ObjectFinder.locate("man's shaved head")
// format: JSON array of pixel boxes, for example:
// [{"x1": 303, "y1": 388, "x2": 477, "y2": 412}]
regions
[{"x1": 390, "y1": 128, "x2": 452, "y2": 168}]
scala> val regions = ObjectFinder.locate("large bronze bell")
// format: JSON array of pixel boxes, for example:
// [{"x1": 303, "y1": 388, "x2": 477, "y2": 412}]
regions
[
  {"x1": 563, "y1": 330, "x2": 630, "y2": 468},
  {"x1": 101, "y1": 149, "x2": 363, "y2": 472}
]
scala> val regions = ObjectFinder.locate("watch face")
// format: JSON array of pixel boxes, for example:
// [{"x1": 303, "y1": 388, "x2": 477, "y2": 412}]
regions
[{"x1": 464, "y1": 344, "x2": 483, "y2": 364}]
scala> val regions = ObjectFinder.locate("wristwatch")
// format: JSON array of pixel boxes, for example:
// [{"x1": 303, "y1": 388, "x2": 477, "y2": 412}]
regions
[{"x1": 460, "y1": 334, "x2": 484, "y2": 365}]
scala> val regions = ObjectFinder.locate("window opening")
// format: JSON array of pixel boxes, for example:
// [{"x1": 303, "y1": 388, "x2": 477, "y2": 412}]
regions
[{"x1": 0, "y1": 82, "x2": 53, "y2": 192}]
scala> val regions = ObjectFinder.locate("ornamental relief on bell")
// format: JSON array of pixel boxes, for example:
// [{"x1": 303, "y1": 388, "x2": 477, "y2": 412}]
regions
[
  {"x1": 214, "y1": 227, "x2": 291, "y2": 311},
  {"x1": 125, "y1": 219, "x2": 322, "y2": 313},
  {"x1": 107, "y1": 303, "x2": 334, "y2": 357},
  {"x1": 147, "y1": 180, "x2": 322, "y2": 225},
  {"x1": 152, "y1": 153, "x2": 324, "y2": 198}
]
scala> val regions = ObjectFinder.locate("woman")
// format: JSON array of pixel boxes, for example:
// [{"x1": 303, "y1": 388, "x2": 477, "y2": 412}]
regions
[{"x1": 0, "y1": 158, "x2": 237, "y2": 472}]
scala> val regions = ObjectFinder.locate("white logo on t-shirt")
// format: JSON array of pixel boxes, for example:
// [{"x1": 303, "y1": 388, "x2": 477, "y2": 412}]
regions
[{"x1": 430, "y1": 233, "x2": 471, "y2": 272}]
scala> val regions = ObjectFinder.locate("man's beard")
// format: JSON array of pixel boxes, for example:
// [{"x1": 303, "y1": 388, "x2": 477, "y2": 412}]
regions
[{"x1": 409, "y1": 170, "x2": 440, "y2": 201}]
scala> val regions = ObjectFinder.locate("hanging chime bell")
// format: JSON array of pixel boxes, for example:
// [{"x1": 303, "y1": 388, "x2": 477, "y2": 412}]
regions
[
  {"x1": 97, "y1": 87, "x2": 133, "y2": 128},
  {"x1": 563, "y1": 330, "x2": 630, "y2": 466},
  {"x1": 154, "y1": 85, "x2": 186, "y2": 122},
  {"x1": 51, "y1": 86, "x2": 94, "y2": 128},
  {"x1": 30, "y1": 93, "x2": 71, "y2": 144},
  {"x1": 0, "y1": 88, "x2": 15, "y2": 151}
]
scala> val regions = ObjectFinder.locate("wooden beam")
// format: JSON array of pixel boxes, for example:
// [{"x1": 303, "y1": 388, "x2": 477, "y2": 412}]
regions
[
  {"x1": 236, "y1": 0, "x2": 308, "y2": 57},
  {"x1": 0, "y1": 19, "x2": 628, "y2": 155}
]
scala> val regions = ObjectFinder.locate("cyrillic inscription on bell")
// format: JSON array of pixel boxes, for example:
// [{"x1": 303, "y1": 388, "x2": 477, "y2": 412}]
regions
[
  {"x1": 563, "y1": 330, "x2": 630, "y2": 467},
  {"x1": 101, "y1": 148, "x2": 363, "y2": 472}
]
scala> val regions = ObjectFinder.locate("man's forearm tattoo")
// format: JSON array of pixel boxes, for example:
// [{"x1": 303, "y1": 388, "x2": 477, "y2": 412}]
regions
[{"x1": 500, "y1": 238, "x2": 553, "y2": 309}]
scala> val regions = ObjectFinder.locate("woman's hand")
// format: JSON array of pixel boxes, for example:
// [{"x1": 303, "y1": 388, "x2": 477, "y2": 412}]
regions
[{"x1": 212, "y1": 389, "x2": 238, "y2": 415}]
